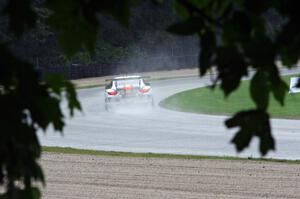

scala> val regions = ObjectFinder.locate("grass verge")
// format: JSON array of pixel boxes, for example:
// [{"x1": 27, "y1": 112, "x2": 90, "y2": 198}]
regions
[
  {"x1": 160, "y1": 74, "x2": 300, "y2": 119},
  {"x1": 43, "y1": 146, "x2": 300, "y2": 164}
]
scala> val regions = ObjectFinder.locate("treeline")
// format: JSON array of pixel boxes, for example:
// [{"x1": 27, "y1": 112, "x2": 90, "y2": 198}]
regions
[
  {"x1": 0, "y1": 1, "x2": 284, "y2": 78},
  {"x1": 1, "y1": 1, "x2": 197, "y2": 72}
]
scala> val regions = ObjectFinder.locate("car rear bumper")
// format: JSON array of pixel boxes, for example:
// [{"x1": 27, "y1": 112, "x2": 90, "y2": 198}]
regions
[{"x1": 107, "y1": 94, "x2": 152, "y2": 102}]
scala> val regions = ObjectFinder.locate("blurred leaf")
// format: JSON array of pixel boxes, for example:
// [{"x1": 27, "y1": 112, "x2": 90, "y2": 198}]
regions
[
  {"x1": 3, "y1": 0, "x2": 37, "y2": 37},
  {"x1": 266, "y1": 64, "x2": 289, "y2": 106},
  {"x1": 225, "y1": 109, "x2": 275, "y2": 156},
  {"x1": 222, "y1": 11, "x2": 251, "y2": 44},
  {"x1": 244, "y1": 0, "x2": 271, "y2": 15},
  {"x1": 173, "y1": 1, "x2": 189, "y2": 19},
  {"x1": 167, "y1": 16, "x2": 204, "y2": 35},
  {"x1": 65, "y1": 82, "x2": 82, "y2": 116},
  {"x1": 0, "y1": 185, "x2": 41, "y2": 198},
  {"x1": 276, "y1": 9, "x2": 300, "y2": 68},
  {"x1": 152, "y1": 0, "x2": 164, "y2": 5},
  {"x1": 30, "y1": 161, "x2": 45, "y2": 185},
  {"x1": 26, "y1": 187, "x2": 41, "y2": 199},
  {"x1": 45, "y1": 73, "x2": 81, "y2": 117},
  {"x1": 280, "y1": 47, "x2": 299, "y2": 68},
  {"x1": 214, "y1": 1, "x2": 232, "y2": 19},
  {"x1": 250, "y1": 70, "x2": 270, "y2": 110},
  {"x1": 272, "y1": 79, "x2": 289, "y2": 106},
  {"x1": 97, "y1": 0, "x2": 137, "y2": 27},
  {"x1": 14, "y1": 187, "x2": 41, "y2": 199},
  {"x1": 0, "y1": 194, "x2": 8, "y2": 199},
  {"x1": 45, "y1": 0, "x2": 138, "y2": 57},
  {"x1": 44, "y1": 74, "x2": 65, "y2": 95},
  {"x1": 243, "y1": 35, "x2": 276, "y2": 67},
  {"x1": 251, "y1": 14, "x2": 267, "y2": 39},
  {"x1": 45, "y1": 0, "x2": 99, "y2": 57},
  {"x1": 187, "y1": 0, "x2": 211, "y2": 9},
  {"x1": 0, "y1": 169, "x2": 3, "y2": 184},
  {"x1": 0, "y1": 43, "x2": 79, "y2": 197},
  {"x1": 216, "y1": 46, "x2": 248, "y2": 96},
  {"x1": 199, "y1": 30, "x2": 216, "y2": 76}
]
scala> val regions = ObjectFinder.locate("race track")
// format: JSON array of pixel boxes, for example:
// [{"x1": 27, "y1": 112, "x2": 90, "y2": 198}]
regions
[{"x1": 39, "y1": 68, "x2": 300, "y2": 159}]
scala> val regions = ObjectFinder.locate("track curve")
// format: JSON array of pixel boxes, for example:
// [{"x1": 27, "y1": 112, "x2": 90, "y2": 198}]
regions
[{"x1": 39, "y1": 68, "x2": 300, "y2": 159}]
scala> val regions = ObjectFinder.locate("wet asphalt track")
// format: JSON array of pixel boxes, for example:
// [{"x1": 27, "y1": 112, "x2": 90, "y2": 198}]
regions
[{"x1": 39, "y1": 68, "x2": 300, "y2": 159}]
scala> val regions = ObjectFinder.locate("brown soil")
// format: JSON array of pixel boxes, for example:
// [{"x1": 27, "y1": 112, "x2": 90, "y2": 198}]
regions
[{"x1": 41, "y1": 153, "x2": 300, "y2": 199}]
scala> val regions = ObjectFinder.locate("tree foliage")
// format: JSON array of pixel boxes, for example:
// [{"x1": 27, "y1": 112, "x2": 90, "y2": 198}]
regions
[
  {"x1": 1, "y1": 0, "x2": 184, "y2": 69},
  {"x1": 0, "y1": 0, "x2": 300, "y2": 198},
  {"x1": 167, "y1": 0, "x2": 299, "y2": 156}
]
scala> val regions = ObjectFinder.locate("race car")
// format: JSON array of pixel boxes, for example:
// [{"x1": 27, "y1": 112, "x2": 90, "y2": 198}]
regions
[{"x1": 104, "y1": 75, "x2": 154, "y2": 110}]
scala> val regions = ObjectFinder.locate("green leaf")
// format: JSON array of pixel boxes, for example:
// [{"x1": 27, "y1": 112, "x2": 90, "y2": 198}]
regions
[
  {"x1": 214, "y1": 1, "x2": 232, "y2": 18},
  {"x1": 110, "y1": 0, "x2": 136, "y2": 27},
  {"x1": 65, "y1": 82, "x2": 82, "y2": 116},
  {"x1": 222, "y1": 11, "x2": 252, "y2": 44},
  {"x1": 188, "y1": 0, "x2": 211, "y2": 9},
  {"x1": 271, "y1": 77, "x2": 288, "y2": 106},
  {"x1": 152, "y1": 0, "x2": 164, "y2": 5},
  {"x1": 45, "y1": 73, "x2": 81, "y2": 119},
  {"x1": 250, "y1": 70, "x2": 270, "y2": 110},
  {"x1": 199, "y1": 30, "x2": 216, "y2": 76},
  {"x1": 242, "y1": 35, "x2": 275, "y2": 67},
  {"x1": 244, "y1": 0, "x2": 271, "y2": 15},
  {"x1": 23, "y1": 187, "x2": 41, "y2": 199},
  {"x1": 216, "y1": 46, "x2": 248, "y2": 96},
  {"x1": 260, "y1": 130, "x2": 275, "y2": 157},
  {"x1": 225, "y1": 109, "x2": 274, "y2": 156},
  {"x1": 173, "y1": 1, "x2": 189, "y2": 19},
  {"x1": 280, "y1": 46, "x2": 299, "y2": 68},
  {"x1": 31, "y1": 162, "x2": 45, "y2": 185},
  {"x1": 45, "y1": 0, "x2": 99, "y2": 57},
  {"x1": 34, "y1": 97, "x2": 64, "y2": 132},
  {"x1": 96, "y1": 0, "x2": 138, "y2": 27},
  {"x1": 0, "y1": 187, "x2": 41, "y2": 199},
  {"x1": 262, "y1": 66, "x2": 288, "y2": 106},
  {"x1": 0, "y1": 194, "x2": 8, "y2": 199},
  {"x1": 44, "y1": 74, "x2": 65, "y2": 95},
  {"x1": 167, "y1": 16, "x2": 204, "y2": 35},
  {"x1": 32, "y1": 187, "x2": 42, "y2": 199},
  {"x1": 3, "y1": 0, "x2": 37, "y2": 37}
]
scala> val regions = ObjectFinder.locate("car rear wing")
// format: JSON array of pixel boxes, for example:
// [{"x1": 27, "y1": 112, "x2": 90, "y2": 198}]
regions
[{"x1": 105, "y1": 76, "x2": 151, "y2": 82}]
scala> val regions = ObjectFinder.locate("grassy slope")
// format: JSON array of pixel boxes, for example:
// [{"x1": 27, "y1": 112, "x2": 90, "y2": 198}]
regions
[
  {"x1": 161, "y1": 75, "x2": 300, "y2": 119},
  {"x1": 43, "y1": 146, "x2": 300, "y2": 164}
]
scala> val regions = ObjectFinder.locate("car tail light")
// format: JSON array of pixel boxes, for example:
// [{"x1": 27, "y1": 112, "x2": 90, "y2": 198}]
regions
[
  {"x1": 123, "y1": 84, "x2": 133, "y2": 91},
  {"x1": 139, "y1": 86, "x2": 151, "y2": 93},
  {"x1": 107, "y1": 89, "x2": 118, "y2": 95}
]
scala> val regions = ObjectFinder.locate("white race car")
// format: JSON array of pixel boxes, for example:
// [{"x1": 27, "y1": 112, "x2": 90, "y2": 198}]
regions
[{"x1": 104, "y1": 75, "x2": 154, "y2": 110}]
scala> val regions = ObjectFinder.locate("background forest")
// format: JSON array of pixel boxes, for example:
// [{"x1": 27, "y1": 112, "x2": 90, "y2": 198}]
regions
[
  {"x1": 0, "y1": 0, "x2": 282, "y2": 79},
  {"x1": 0, "y1": 0, "x2": 199, "y2": 78}
]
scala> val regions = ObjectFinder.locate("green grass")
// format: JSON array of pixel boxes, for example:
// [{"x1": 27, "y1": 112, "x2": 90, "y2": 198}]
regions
[
  {"x1": 43, "y1": 146, "x2": 300, "y2": 164},
  {"x1": 160, "y1": 75, "x2": 300, "y2": 119}
]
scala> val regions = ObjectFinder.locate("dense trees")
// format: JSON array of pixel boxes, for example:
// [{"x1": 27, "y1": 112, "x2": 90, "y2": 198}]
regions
[
  {"x1": 1, "y1": 0, "x2": 300, "y2": 198},
  {"x1": 1, "y1": 0, "x2": 197, "y2": 70}
]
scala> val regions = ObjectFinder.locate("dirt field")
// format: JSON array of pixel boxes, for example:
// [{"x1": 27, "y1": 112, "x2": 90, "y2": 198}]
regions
[{"x1": 41, "y1": 153, "x2": 300, "y2": 199}]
